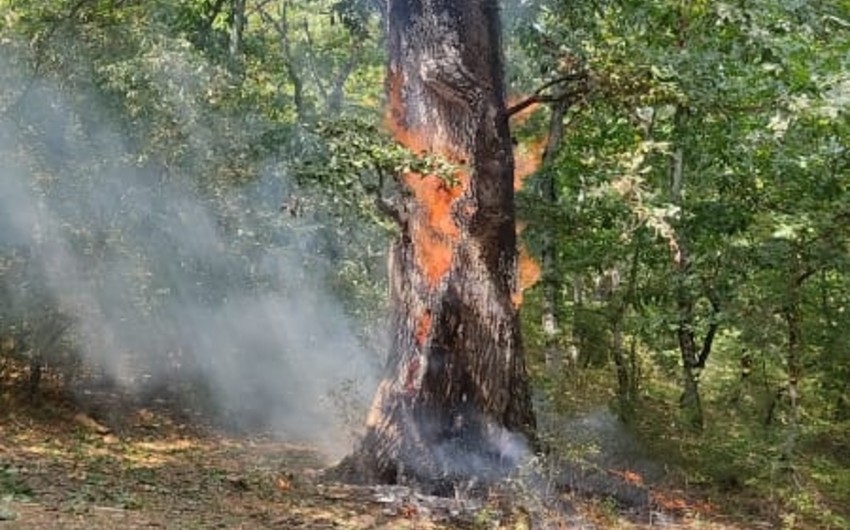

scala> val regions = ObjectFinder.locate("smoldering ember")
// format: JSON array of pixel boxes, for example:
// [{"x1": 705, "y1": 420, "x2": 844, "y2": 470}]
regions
[{"x1": 1, "y1": 1, "x2": 848, "y2": 529}]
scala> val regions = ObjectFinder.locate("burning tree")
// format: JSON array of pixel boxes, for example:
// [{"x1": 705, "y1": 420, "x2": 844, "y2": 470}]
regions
[{"x1": 337, "y1": 0, "x2": 536, "y2": 487}]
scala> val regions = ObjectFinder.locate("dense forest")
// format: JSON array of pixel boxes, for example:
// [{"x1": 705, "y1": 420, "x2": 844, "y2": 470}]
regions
[{"x1": 1, "y1": 1, "x2": 849, "y2": 528}]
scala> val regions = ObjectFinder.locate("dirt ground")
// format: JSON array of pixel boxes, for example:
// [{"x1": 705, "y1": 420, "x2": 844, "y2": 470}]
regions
[{"x1": 0, "y1": 385, "x2": 754, "y2": 530}]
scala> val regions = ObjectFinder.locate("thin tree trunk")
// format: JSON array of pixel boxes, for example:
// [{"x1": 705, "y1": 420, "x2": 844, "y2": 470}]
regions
[
  {"x1": 780, "y1": 260, "x2": 812, "y2": 461},
  {"x1": 229, "y1": 0, "x2": 246, "y2": 60},
  {"x1": 669, "y1": 141, "x2": 702, "y2": 429},
  {"x1": 567, "y1": 276, "x2": 583, "y2": 366},
  {"x1": 326, "y1": 45, "x2": 359, "y2": 114},
  {"x1": 675, "y1": 262, "x2": 704, "y2": 429},
  {"x1": 611, "y1": 241, "x2": 641, "y2": 421},
  {"x1": 730, "y1": 348, "x2": 752, "y2": 407},
  {"x1": 336, "y1": 0, "x2": 535, "y2": 489},
  {"x1": 669, "y1": 130, "x2": 713, "y2": 430},
  {"x1": 257, "y1": 2, "x2": 308, "y2": 121},
  {"x1": 540, "y1": 99, "x2": 568, "y2": 371},
  {"x1": 783, "y1": 300, "x2": 802, "y2": 451}
]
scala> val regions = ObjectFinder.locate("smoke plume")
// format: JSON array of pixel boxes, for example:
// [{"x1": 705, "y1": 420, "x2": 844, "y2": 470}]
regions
[{"x1": 0, "y1": 47, "x2": 380, "y2": 459}]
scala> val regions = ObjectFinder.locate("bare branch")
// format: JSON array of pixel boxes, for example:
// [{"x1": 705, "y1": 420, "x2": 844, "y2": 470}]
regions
[
  {"x1": 696, "y1": 300, "x2": 720, "y2": 369},
  {"x1": 301, "y1": 19, "x2": 330, "y2": 101},
  {"x1": 326, "y1": 40, "x2": 362, "y2": 113},
  {"x1": 507, "y1": 72, "x2": 587, "y2": 116},
  {"x1": 256, "y1": 1, "x2": 307, "y2": 120}
]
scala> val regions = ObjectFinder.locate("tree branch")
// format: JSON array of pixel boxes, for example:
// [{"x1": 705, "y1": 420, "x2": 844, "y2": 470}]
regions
[
  {"x1": 796, "y1": 267, "x2": 818, "y2": 286},
  {"x1": 507, "y1": 72, "x2": 587, "y2": 116},
  {"x1": 326, "y1": 40, "x2": 361, "y2": 113},
  {"x1": 301, "y1": 19, "x2": 330, "y2": 101},
  {"x1": 696, "y1": 294, "x2": 721, "y2": 369},
  {"x1": 257, "y1": 1, "x2": 307, "y2": 120}
]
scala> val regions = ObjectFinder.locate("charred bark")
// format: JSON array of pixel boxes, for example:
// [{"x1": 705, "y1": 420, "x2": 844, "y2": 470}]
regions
[{"x1": 335, "y1": 0, "x2": 535, "y2": 490}]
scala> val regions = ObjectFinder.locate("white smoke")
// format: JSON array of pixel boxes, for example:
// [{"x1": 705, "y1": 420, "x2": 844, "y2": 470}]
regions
[{"x1": 0, "y1": 48, "x2": 381, "y2": 459}]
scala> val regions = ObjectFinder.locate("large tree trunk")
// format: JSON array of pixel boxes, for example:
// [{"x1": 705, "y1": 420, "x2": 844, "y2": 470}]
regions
[{"x1": 336, "y1": 0, "x2": 535, "y2": 489}]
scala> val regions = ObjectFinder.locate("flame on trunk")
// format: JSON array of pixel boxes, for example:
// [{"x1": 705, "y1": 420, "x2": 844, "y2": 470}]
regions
[
  {"x1": 414, "y1": 310, "x2": 432, "y2": 346},
  {"x1": 385, "y1": 79, "x2": 545, "y2": 307},
  {"x1": 386, "y1": 72, "x2": 469, "y2": 288}
]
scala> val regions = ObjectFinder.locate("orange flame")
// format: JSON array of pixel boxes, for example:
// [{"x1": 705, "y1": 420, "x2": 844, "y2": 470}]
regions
[
  {"x1": 651, "y1": 490, "x2": 716, "y2": 514},
  {"x1": 385, "y1": 79, "x2": 546, "y2": 306},
  {"x1": 609, "y1": 468, "x2": 645, "y2": 486},
  {"x1": 514, "y1": 136, "x2": 547, "y2": 191},
  {"x1": 509, "y1": 96, "x2": 546, "y2": 306},
  {"x1": 514, "y1": 244, "x2": 542, "y2": 306},
  {"x1": 415, "y1": 310, "x2": 432, "y2": 346},
  {"x1": 386, "y1": 72, "x2": 468, "y2": 288}
]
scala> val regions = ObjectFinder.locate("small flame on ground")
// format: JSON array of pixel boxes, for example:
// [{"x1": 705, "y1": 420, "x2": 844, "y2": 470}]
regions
[
  {"x1": 651, "y1": 490, "x2": 716, "y2": 514},
  {"x1": 609, "y1": 468, "x2": 645, "y2": 486}
]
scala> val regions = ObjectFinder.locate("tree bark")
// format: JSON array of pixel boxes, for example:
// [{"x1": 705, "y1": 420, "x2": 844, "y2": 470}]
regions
[{"x1": 336, "y1": 0, "x2": 535, "y2": 489}]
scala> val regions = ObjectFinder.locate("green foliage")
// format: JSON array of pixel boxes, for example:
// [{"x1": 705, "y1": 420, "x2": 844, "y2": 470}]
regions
[
  {"x1": 2, "y1": 0, "x2": 850, "y2": 525},
  {"x1": 0, "y1": 0, "x2": 390, "y2": 417},
  {"x1": 514, "y1": 0, "x2": 850, "y2": 524},
  {"x1": 295, "y1": 117, "x2": 462, "y2": 229},
  {"x1": 0, "y1": 465, "x2": 32, "y2": 499}
]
